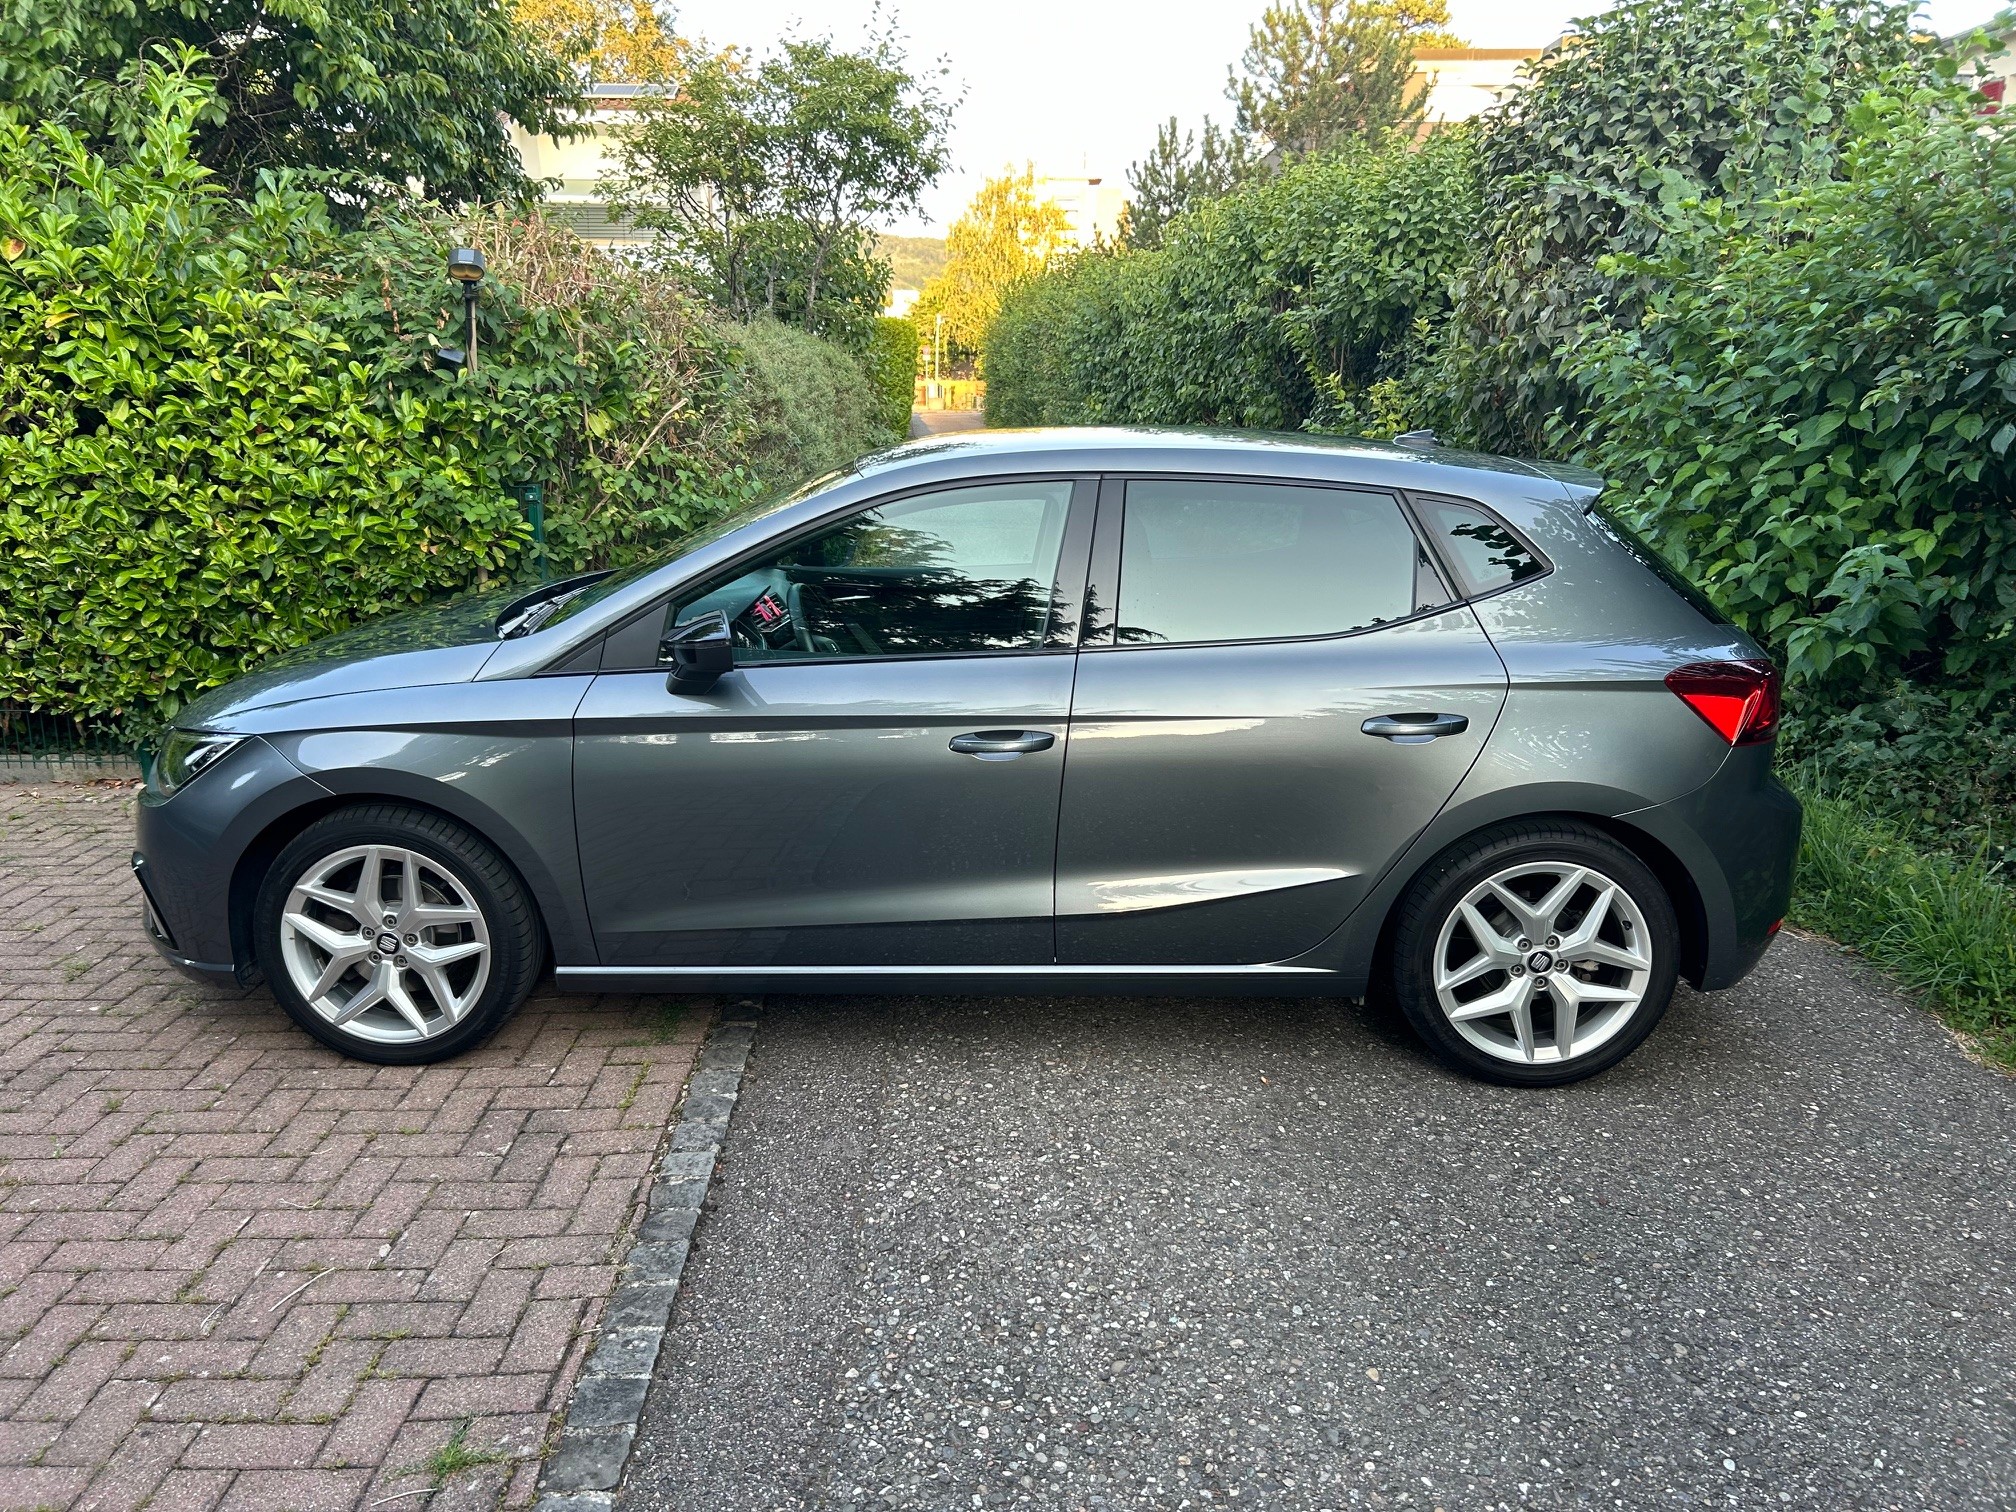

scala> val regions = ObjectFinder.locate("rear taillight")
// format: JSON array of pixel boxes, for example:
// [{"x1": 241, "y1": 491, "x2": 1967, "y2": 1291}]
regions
[{"x1": 1664, "y1": 659, "x2": 1782, "y2": 746}]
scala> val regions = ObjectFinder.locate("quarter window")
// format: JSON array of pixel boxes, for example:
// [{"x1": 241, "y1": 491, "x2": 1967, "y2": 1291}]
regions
[
  {"x1": 670, "y1": 480, "x2": 1075, "y2": 660},
  {"x1": 1416, "y1": 498, "x2": 1544, "y2": 598},
  {"x1": 1113, "y1": 480, "x2": 1428, "y2": 646}
]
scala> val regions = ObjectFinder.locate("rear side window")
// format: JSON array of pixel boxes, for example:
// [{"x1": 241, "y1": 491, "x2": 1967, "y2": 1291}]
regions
[
  {"x1": 1415, "y1": 498, "x2": 1545, "y2": 597},
  {"x1": 1586, "y1": 502, "x2": 1731, "y2": 625},
  {"x1": 1115, "y1": 480, "x2": 1429, "y2": 645}
]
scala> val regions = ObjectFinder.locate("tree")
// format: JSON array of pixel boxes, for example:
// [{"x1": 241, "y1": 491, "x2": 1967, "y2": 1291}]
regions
[
  {"x1": 513, "y1": 0, "x2": 687, "y2": 82},
  {"x1": 1124, "y1": 116, "x2": 1260, "y2": 249},
  {"x1": 1361, "y1": 0, "x2": 1464, "y2": 48},
  {"x1": 606, "y1": 33, "x2": 951, "y2": 344},
  {"x1": 1230, "y1": 0, "x2": 1429, "y2": 156},
  {"x1": 0, "y1": 0, "x2": 581, "y2": 204},
  {"x1": 912, "y1": 167, "x2": 1072, "y2": 355}
]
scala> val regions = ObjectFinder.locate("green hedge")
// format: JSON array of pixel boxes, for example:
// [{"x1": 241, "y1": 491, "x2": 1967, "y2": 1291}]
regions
[
  {"x1": 0, "y1": 60, "x2": 895, "y2": 729},
  {"x1": 984, "y1": 129, "x2": 1477, "y2": 434},
  {"x1": 866, "y1": 315, "x2": 918, "y2": 437},
  {"x1": 732, "y1": 317, "x2": 903, "y2": 484}
]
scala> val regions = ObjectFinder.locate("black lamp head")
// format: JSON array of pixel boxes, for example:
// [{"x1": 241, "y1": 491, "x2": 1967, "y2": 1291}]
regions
[{"x1": 447, "y1": 247, "x2": 487, "y2": 285}]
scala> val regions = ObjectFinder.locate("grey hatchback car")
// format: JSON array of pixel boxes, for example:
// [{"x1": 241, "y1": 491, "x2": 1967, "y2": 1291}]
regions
[{"x1": 133, "y1": 428, "x2": 1799, "y2": 1086}]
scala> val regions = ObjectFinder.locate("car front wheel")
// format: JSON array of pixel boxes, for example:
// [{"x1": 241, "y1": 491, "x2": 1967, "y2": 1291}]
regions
[
  {"x1": 1385, "y1": 821, "x2": 1680, "y2": 1087},
  {"x1": 254, "y1": 804, "x2": 542, "y2": 1064}
]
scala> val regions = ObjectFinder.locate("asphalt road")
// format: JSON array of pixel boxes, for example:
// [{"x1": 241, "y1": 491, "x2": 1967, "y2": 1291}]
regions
[
  {"x1": 910, "y1": 409, "x2": 987, "y2": 438},
  {"x1": 620, "y1": 931, "x2": 2016, "y2": 1511}
]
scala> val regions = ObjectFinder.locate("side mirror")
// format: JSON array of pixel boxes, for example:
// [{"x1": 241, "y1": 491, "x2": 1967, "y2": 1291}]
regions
[{"x1": 662, "y1": 611, "x2": 735, "y2": 693}]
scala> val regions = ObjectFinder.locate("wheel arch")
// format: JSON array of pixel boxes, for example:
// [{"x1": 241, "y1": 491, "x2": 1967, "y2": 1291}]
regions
[
  {"x1": 227, "y1": 787, "x2": 581, "y2": 981},
  {"x1": 1345, "y1": 805, "x2": 1716, "y2": 995}
]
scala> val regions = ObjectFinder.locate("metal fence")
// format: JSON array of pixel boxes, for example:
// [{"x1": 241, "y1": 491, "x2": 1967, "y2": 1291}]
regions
[{"x1": 0, "y1": 702, "x2": 145, "y2": 773}]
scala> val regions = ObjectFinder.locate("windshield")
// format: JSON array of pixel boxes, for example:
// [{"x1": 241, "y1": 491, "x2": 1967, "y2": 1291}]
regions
[{"x1": 542, "y1": 466, "x2": 851, "y2": 630}]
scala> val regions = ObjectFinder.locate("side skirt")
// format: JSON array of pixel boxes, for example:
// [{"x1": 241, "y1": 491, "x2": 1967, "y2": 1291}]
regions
[{"x1": 553, "y1": 963, "x2": 1350, "y2": 998}]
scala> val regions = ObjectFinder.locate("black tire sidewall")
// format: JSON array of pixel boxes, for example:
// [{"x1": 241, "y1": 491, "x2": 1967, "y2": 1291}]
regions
[
  {"x1": 254, "y1": 805, "x2": 541, "y2": 1065},
  {"x1": 1389, "y1": 825, "x2": 1681, "y2": 1088}
]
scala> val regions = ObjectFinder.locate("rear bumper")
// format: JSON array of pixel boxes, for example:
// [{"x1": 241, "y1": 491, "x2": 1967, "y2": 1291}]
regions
[{"x1": 1618, "y1": 744, "x2": 1801, "y2": 991}]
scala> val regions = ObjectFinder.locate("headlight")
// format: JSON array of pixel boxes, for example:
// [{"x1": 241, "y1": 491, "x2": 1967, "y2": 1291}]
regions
[{"x1": 151, "y1": 730, "x2": 244, "y2": 795}]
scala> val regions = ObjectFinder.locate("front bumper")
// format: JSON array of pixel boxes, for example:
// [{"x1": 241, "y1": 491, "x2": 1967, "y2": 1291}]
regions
[
  {"x1": 134, "y1": 852, "x2": 240, "y2": 985},
  {"x1": 132, "y1": 736, "x2": 331, "y2": 984}
]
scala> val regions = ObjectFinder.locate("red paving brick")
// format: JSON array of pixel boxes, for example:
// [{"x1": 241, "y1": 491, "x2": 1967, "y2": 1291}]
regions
[{"x1": 0, "y1": 785, "x2": 711, "y2": 1508}]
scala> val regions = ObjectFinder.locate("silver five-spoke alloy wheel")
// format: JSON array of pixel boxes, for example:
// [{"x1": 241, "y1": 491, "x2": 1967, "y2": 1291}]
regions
[
  {"x1": 1432, "y1": 861, "x2": 1654, "y2": 1066},
  {"x1": 279, "y1": 845, "x2": 492, "y2": 1046}
]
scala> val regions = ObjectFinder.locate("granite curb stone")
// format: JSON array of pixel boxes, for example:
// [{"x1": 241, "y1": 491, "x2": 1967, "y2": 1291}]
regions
[{"x1": 532, "y1": 1002, "x2": 759, "y2": 1509}]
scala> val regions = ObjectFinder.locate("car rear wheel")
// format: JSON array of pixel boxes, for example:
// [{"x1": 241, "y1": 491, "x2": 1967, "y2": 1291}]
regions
[
  {"x1": 1385, "y1": 821, "x2": 1680, "y2": 1087},
  {"x1": 255, "y1": 804, "x2": 542, "y2": 1064}
]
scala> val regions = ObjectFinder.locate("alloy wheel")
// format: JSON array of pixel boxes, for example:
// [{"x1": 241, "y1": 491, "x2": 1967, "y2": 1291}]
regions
[
  {"x1": 1431, "y1": 861, "x2": 1654, "y2": 1066},
  {"x1": 278, "y1": 844, "x2": 492, "y2": 1045}
]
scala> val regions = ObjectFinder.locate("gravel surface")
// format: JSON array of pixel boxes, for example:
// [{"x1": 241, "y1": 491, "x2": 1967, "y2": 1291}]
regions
[{"x1": 620, "y1": 931, "x2": 2016, "y2": 1510}]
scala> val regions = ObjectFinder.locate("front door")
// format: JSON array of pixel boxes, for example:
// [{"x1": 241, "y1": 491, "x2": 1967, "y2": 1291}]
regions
[
  {"x1": 1056, "y1": 476, "x2": 1510, "y2": 965},
  {"x1": 574, "y1": 477, "x2": 1092, "y2": 967}
]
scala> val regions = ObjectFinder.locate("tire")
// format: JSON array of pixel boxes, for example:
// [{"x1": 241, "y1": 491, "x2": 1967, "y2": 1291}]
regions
[
  {"x1": 254, "y1": 804, "x2": 543, "y2": 1065},
  {"x1": 1384, "y1": 820, "x2": 1680, "y2": 1087}
]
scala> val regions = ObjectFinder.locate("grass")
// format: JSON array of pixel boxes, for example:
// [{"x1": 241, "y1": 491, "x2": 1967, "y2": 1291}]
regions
[
  {"x1": 1790, "y1": 784, "x2": 2016, "y2": 1068},
  {"x1": 416, "y1": 1420, "x2": 508, "y2": 1483}
]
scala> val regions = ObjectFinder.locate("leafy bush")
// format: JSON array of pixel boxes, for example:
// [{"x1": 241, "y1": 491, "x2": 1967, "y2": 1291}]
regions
[
  {"x1": 983, "y1": 130, "x2": 1476, "y2": 432},
  {"x1": 1568, "y1": 86, "x2": 2016, "y2": 705},
  {"x1": 314, "y1": 204, "x2": 758, "y2": 576},
  {"x1": 1440, "y1": 0, "x2": 1926, "y2": 455},
  {"x1": 0, "y1": 67, "x2": 529, "y2": 725},
  {"x1": 1785, "y1": 689, "x2": 2016, "y2": 881},
  {"x1": 0, "y1": 59, "x2": 893, "y2": 729},
  {"x1": 731, "y1": 317, "x2": 903, "y2": 483},
  {"x1": 865, "y1": 316, "x2": 919, "y2": 437}
]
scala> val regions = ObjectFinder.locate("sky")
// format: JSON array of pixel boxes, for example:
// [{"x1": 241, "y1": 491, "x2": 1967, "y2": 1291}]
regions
[{"x1": 669, "y1": 0, "x2": 2011, "y2": 236}]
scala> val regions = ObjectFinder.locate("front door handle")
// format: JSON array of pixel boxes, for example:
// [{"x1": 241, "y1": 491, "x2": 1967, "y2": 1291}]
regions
[
  {"x1": 949, "y1": 729, "x2": 1056, "y2": 760},
  {"x1": 1361, "y1": 712, "x2": 1470, "y2": 744}
]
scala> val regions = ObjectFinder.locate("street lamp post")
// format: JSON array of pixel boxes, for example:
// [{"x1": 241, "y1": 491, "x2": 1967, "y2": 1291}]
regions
[{"x1": 446, "y1": 246, "x2": 486, "y2": 373}]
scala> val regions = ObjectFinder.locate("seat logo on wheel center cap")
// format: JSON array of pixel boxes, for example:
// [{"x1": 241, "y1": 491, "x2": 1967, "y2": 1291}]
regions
[
  {"x1": 1527, "y1": 949, "x2": 1555, "y2": 973},
  {"x1": 376, "y1": 932, "x2": 401, "y2": 955}
]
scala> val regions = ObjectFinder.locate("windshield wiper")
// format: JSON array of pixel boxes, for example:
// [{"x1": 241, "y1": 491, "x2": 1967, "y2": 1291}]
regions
[{"x1": 495, "y1": 573, "x2": 612, "y2": 639}]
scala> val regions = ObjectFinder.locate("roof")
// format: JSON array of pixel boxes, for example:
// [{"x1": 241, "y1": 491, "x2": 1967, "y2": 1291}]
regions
[
  {"x1": 851, "y1": 425, "x2": 1600, "y2": 501},
  {"x1": 1949, "y1": 6, "x2": 2016, "y2": 45}
]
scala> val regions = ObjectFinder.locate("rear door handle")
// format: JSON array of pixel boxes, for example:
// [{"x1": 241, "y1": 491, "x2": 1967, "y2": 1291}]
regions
[
  {"x1": 1361, "y1": 713, "x2": 1470, "y2": 744},
  {"x1": 949, "y1": 729, "x2": 1056, "y2": 759}
]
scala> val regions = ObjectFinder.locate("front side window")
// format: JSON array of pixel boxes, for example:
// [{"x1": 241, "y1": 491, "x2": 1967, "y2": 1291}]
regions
[
  {"x1": 1113, "y1": 479, "x2": 1428, "y2": 646},
  {"x1": 670, "y1": 480, "x2": 1075, "y2": 660}
]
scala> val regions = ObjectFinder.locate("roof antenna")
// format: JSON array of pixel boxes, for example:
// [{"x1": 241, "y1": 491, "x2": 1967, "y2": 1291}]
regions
[{"x1": 1394, "y1": 429, "x2": 1440, "y2": 448}]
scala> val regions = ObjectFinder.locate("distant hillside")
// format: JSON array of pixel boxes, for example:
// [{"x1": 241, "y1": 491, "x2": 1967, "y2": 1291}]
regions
[{"x1": 876, "y1": 234, "x2": 948, "y2": 291}]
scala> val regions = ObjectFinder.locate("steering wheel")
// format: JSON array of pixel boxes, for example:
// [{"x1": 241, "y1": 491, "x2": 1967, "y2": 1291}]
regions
[{"x1": 786, "y1": 579, "x2": 818, "y2": 655}]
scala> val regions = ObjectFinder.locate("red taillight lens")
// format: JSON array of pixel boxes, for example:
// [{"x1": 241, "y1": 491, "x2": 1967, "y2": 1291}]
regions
[{"x1": 1664, "y1": 659, "x2": 1782, "y2": 746}]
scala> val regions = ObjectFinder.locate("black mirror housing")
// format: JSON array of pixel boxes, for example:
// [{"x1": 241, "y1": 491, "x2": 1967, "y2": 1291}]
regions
[{"x1": 662, "y1": 610, "x2": 735, "y2": 693}]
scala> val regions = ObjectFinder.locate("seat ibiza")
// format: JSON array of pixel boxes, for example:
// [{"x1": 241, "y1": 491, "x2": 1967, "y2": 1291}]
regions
[{"x1": 133, "y1": 429, "x2": 1799, "y2": 1085}]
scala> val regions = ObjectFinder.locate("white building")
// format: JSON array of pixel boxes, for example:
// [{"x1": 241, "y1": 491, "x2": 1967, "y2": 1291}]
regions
[
  {"x1": 1034, "y1": 167, "x2": 1127, "y2": 250},
  {"x1": 507, "y1": 84, "x2": 653, "y2": 247},
  {"x1": 1410, "y1": 47, "x2": 1545, "y2": 125},
  {"x1": 1952, "y1": 9, "x2": 2015, "y2": 113}
]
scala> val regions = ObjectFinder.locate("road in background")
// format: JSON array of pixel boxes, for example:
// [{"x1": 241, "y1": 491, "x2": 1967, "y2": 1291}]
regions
[{"x1": 909, "y1": 409, "x2": 987, "y2": 438}]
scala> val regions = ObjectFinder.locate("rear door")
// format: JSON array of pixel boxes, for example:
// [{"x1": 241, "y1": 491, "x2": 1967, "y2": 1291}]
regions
[
  {"x1": 573, "y1": 477, "x2": 1093, "y2": 967},
  {"x1": 1056, "y1": 475, "x2": 1510, "y2": 965}
]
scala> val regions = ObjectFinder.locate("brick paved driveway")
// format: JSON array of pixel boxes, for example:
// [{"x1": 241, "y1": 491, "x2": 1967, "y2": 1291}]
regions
[{"x1": 0, "y1": 785, "x2": 711, "y2": 1511}]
